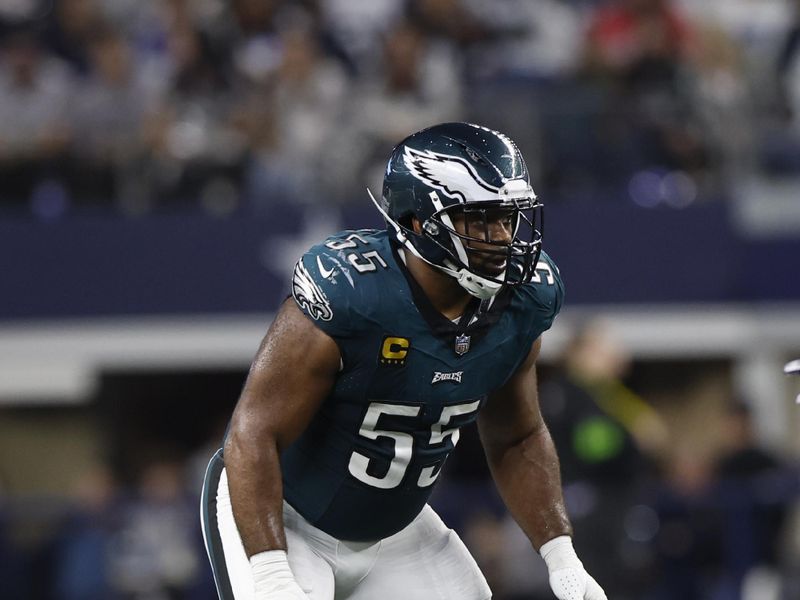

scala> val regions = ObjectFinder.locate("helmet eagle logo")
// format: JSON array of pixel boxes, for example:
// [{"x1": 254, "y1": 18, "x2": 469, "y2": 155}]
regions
[{"x1": 403, "y1": 146, "x2": 502, "y2": 203}]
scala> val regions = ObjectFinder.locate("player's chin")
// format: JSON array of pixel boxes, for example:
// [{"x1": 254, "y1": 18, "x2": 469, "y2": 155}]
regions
[{"x1": 473, "y1": 260, "x2": 507, "y2": 278}]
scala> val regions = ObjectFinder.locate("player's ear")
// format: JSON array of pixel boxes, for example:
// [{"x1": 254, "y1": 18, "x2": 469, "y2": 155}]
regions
[{"x1": 411, "y1": 216, "x2": 422, "y2": 234}]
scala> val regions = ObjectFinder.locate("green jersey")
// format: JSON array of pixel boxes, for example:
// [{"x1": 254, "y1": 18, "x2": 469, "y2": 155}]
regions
[{"x1": 282, "y1": 229, "x2": 563, "y2": 541}]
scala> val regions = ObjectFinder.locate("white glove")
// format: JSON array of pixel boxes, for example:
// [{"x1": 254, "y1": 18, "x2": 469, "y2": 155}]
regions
[
  {"x1": 540, "y1": 536, "x2": 607, "y2": 600},
  {"x1": 251, "y1": 550, "x2": 310, "y2": 599}
]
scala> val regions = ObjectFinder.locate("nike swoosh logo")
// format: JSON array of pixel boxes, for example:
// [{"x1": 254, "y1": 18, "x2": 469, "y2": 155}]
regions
[{"x1": 317, "y1": 255, "x2": 335, "y2": 279}]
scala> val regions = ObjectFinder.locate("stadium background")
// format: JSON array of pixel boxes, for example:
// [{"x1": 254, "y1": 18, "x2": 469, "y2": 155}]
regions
[{"x1": 0, "y1": 0, "x2": 799, "y2": 598}]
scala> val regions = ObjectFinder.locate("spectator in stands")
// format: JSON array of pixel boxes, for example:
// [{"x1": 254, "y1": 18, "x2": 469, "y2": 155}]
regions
[
  {"x1": 241, "y1": 21, "x2": 348, "y2": 209},
  {"x1": 582, "y1": 0, "x2": 710, "y2": 187},
  {"x1": 271, "y1": 26, "x2": 347, "y2": 174},
  {"x1": 585, "y1": 0, "x2": 692, "y2": 88},
  {"x1": 367, "y1": 20, "x2": 463, "y2": 134},
  {"x1": 406, "y1": 0, "x2": 491, "y2": 49},
  {"x1": 43, "y1": 0, "x2": 101, "y2": 74},
  {"x1": 331, "y1": 20, "x2": 463, "y2": 201},
  {"x1": 686, "y1": 22, "x2": 752, "y2": 183},
  {"x1": 109, "y1": 454, "x2": 202, "y2": 599},
  {"x1": 144, "y1": 19, "x2": 245, "y2": 212},
  {"x1": 651, "y1": 448, "x2": 723, "y2": 600},
  {"x1": 69, "y1": 26, "x2": 158, "y2": 205},
  {"x1": 541, "y1": 320, "x2": 668, "y2": 482},
  {"x1": 765, "y1": 0, "x2": 800, "y2": 175},
  {"x1": 460, "y1": 0, "x2": 584, "y2": 81},
  {"x1": 0, "y1": 29, "x2": 73, "y2": 207},
  {"x1": 231, "y1": 0, "x2": 290, "y2": 37},
  {"x1": 540, "y1": 319, "x2": 669, "y2": 599},
  {"x1": 713, "y1": 400, "x2": 791, "y2": 599},
  {"x1": 316, "y1": 0, "x2": 403, "y2": 73},
  {"x1": 0, "y1": 474, "x2": 26, "y2": 600},
  {"x1": 52, "y1": 464, "x2": 121, "y2": 600},
  {"x1": 405, "y1": 0, "x2": 512, "y2": 81},
  {"x1": 227, "y1": 0, "x2": 303, "y2": 85},
  {"x1": 651, "y1": 399, "x2": 796, "y2": 600}
]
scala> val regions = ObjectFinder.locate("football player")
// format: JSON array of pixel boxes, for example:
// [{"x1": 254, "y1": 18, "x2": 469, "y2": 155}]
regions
[{"x1": 201, "y1": 123, "x2": 607, "y2": 600}]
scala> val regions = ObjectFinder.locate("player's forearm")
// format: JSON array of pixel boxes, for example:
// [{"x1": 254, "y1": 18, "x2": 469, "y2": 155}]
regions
[
  {"x1": 224, "y1": 430, "x2": 288, "y2": 557},
  {"x1": 483, "y1": 424, "x2": 572, "y2": 550}
]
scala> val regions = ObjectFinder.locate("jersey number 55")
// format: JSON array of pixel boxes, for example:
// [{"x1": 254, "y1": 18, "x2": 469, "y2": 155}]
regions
[{"x1": 348, "y1": 399, "x2": 481, "y2": 490}]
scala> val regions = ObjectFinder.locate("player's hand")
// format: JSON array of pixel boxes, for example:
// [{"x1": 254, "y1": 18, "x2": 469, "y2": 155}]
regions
[
  {"x1": 540, "y1": 536, "x2": 607, "y2": 600},
  {"x1": 251, "y1": 550, "x2": 311, "y2": 599}
]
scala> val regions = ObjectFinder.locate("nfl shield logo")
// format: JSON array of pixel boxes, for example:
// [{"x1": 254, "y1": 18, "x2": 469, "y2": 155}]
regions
[{"x1": 454, "y1": 334, "x2": 471, "y2": 356}]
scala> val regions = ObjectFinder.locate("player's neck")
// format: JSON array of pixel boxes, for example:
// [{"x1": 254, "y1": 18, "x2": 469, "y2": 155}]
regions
[{"x1": 404, "y1": 252, "x2": 473, "y2": 320}]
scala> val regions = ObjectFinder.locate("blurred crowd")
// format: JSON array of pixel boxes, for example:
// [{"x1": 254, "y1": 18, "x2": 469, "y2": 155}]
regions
[
  {"x1": 4, "y1": 0, "x2": 800, "y2": 216},
  {"x1": 0, "y1": 451, "x2": 217, "y2": 600}
]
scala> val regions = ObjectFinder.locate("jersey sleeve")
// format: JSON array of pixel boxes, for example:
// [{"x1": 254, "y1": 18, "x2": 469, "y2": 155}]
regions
[
  {"x1": 290, "y1": 240, "x2": 364, "y2": 340},
  {"x1": 519, "y1": 250, "x2": 565, "y2": 341}
]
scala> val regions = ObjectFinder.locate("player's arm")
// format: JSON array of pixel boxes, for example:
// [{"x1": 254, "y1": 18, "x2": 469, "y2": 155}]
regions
[
  {"x1": 223, "y1": 299, "x2": 340, "y2": 596},
  {"x1": 478, "y1": 337, "x2": 607, "y2": 600},
  {"x1": 478, "y1": 337, "x2": 571, "y2": 547}
]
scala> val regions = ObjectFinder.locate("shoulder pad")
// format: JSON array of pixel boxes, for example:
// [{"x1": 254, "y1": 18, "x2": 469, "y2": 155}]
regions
[
  {"x1": 291, "y1": 230, "x2": 385, "y2": 338},
  {"x1": 514, "y1": 251, "x2": 565, "y2": 338}
]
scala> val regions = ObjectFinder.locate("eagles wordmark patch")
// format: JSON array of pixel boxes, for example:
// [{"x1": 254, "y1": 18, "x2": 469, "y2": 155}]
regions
[{"x1": 431, "y1": 371, "x2": 463, "y2": 384}]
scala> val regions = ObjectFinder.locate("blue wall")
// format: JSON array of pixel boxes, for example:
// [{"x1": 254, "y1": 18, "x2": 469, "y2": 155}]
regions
[{"x1": 1, "y1": 201, "x2": 797, "y2": 320}]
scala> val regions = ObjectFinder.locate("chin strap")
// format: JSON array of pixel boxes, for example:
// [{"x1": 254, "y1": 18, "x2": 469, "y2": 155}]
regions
[
  {"x1": 446, "y1": 260, "x2": 503, "y2": 300},
  {"x1": 367, "y1": 188, "x2": 504, "y2": 300}
]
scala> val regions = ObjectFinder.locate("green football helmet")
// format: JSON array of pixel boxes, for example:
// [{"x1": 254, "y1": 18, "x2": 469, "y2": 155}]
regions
[{"x1": 368, "y1": 122, "x2": 543, "y2": 299}]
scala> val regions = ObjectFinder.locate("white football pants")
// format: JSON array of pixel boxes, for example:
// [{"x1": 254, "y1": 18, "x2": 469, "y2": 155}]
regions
[{"x1": 201, "y1": 450, "x2": 491, "y2": 600}]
